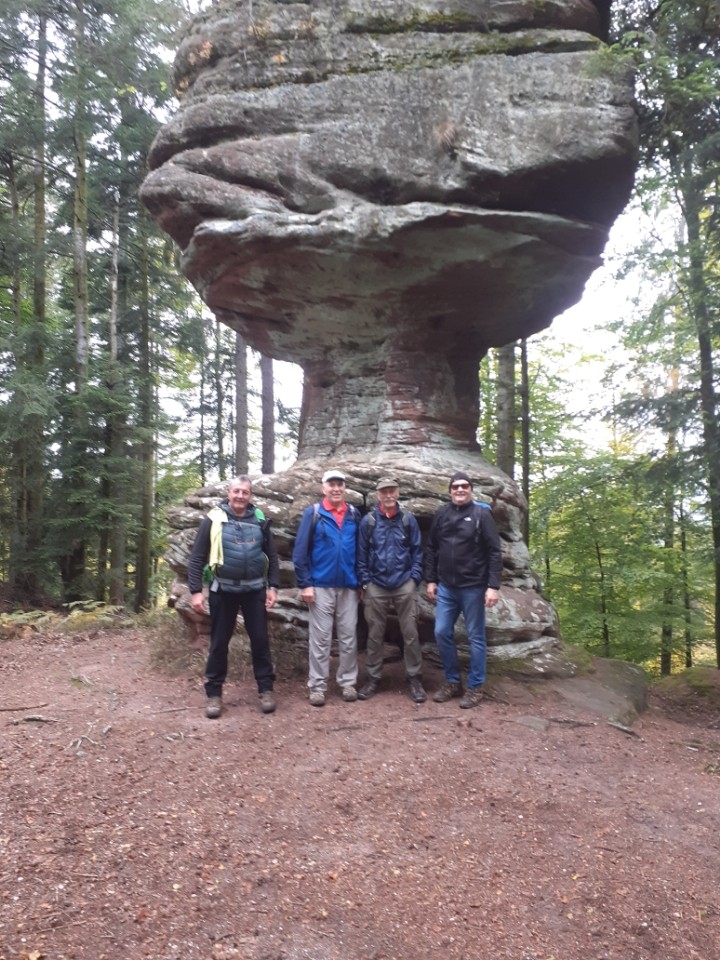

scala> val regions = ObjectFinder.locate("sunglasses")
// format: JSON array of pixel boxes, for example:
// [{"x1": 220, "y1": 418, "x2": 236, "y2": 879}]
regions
[{"x1": 451, "y1": 482, "x2": 470, "y2": 490}]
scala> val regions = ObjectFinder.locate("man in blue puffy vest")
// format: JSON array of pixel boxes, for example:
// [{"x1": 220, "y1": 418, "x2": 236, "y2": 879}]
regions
[
  {"x1": 292, "y1": 469, "x2": 360, "y2": 707},
  {"x1": 424, "y1": 471, "x2": 502, "y2": 709},
  {"x1": 356, "y1": 478, "x2": 426, "y2": 703},
  {"x1": 188, "y1": 476, "x2": 279, "y2": 718}
]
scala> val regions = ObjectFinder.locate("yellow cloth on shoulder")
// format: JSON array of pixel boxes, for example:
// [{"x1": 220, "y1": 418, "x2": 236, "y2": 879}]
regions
[{"x1": 207, "y1": 506, "x2": 227, "y2": 573}]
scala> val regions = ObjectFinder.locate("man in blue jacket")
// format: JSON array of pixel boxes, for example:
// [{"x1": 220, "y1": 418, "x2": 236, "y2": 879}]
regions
[
  {"x1": 424, "y1": 471, "x2": 502, "y2": 709},
  {"x1": 292, "y1": 469, "x2": 361, "y2": 707},
  {"x1": 356, "y1": 478, "x2": 426, "y2": 703}
]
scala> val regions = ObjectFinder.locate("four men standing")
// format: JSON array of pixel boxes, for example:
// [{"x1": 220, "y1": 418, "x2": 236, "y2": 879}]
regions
[{"x1": 189, "y1": 468, "x2": 502, "y2": 716}]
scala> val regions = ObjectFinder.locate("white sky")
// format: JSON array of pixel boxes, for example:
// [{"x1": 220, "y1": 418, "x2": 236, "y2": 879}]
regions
[
  {"x1": 272, "y1": 206, "x2": 645, "y2": 448},
  {"x1": 552, "y1": 207, "x2": 641, "y2": 348},
  {"x1": 531, "y1": 206, "x2": 648, "y2": 425}
]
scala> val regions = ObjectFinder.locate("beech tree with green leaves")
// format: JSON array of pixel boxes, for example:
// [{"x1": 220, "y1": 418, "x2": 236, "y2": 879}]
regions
[{"x1": 614, "y1": 0, "x2": 720, "y2": 663}]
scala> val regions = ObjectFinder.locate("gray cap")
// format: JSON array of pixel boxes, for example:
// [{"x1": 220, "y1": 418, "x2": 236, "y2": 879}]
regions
[
  {"x1": 322, "y1": 469, "x2": 346, "y2": 483},
  {"x1": 376, "y1": 477, "x2": 399, "y2": 490}
]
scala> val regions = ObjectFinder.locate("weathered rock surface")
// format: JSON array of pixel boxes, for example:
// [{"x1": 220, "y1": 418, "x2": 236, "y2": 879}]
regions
[
  {"x1": 142, "y1": 0, "x2": 636, "y2": 456},
  {"x1": 144, "y1": 0, "x2": 636, "y2": 659}
]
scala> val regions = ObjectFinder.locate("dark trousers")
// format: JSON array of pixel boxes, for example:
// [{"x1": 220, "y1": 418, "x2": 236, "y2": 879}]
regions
[{"x1": 204, "y1": 587, "x2": 275, "y2": 697}]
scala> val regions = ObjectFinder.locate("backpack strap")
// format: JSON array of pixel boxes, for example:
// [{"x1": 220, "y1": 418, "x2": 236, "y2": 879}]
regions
[
  {"x1": 472, "y1": 500, "x2": 492, "y2": 541},
  {"x1": 309, "y1": 501, "x2": 358, "y2": 547},
  {"x1": 366, "y1": 507, "x2": 410, "y2": 538}
]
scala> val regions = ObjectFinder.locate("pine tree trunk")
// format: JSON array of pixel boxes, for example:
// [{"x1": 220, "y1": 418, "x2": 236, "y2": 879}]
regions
[
  {"x1": 199, "y1": 329, "x2": 207, "y2": 487},
  {"x1": 214, "y1": 318, "x2": 226, "y2": 481},
  {"x1": 477, "y1": 355, "x2": 495, "y2": 457},
  {"x1": 660, "y1": 367, "x2": 679, "y2": 676},
  {"x1": 73, "y1": 1, "x2": 89, "y2": 391},
  {"x1": 683, "y1": 178, "x2": 720, "y2": 667},
  {"x1": 134, "y1": 209, "x2": 154, "y2": 611},
  {"x1": 679, "y1": 505, "x2": 693, "y2": 668},
  {"x1": 583, "y1": 496, "x2": 611, "y2": 657},
  {"x1": 235, "y1": 332, "x2": 249, "y2": 474},
  {"x1": 107, "y1": 197, "x2": 126, "y2": 606},
  {"x1": 660, "y1": 504, "x2": 675, "y2": 676},
  {"x1": 595, "y1": 534, "x2": 611, "y2": 659},
  {"x1": 260, "y1": 355, "x2": 275, "y2": 474},
  {"x1": 59, "y1": 0, "x2": 91, "y2": 602},
  {"x1": 519, "y1": 339, "x2": 530, "y2": 545},
  {"x1": 496, "y1": 342, "x2": 516, "y2": 478},
  {"x1": 10, "y1": 13, "x2": 47, "y2": 602}
]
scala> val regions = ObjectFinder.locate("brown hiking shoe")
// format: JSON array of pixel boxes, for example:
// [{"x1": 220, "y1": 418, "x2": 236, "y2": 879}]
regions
[
  {"x1": 358, "y1": 678, "x2": 380, "y2": 700},
  {"x1": 408, "y1": 676, "x2": 427, "y2": 704},
  {"x1": 459, "y1": 686, "x2": 484, "y2": 709},
  {"x1": 432, "y1": 681, "x2": 463, "y2": 704},
  {"x1": 205, "y1": 695, "x2": 222, "y2": 719},
  {"x1": 259, "y1": 691, "x2": 276, "y2": 714}
]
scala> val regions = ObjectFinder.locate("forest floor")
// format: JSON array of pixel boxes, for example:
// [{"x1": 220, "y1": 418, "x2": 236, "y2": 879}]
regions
[{"x1": 1, "y1": 615, "x2": 720, "y2": 960}]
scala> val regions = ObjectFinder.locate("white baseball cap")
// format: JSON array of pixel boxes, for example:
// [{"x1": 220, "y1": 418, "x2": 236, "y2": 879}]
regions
[{"x1": 322, "y1": 469, "x2": 346, "y2": 483}]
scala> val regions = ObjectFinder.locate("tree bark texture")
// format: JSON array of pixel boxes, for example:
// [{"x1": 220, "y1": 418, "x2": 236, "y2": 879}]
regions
[
  {"x1": 260, "y1": 354, "x2": 274, "y2": 475},
  {"x1": 134, "y1": 209, "x2": 154, "y2": 612},
  {"x1": 496, "y1": 342, "x2": 516, "y2": 479},
  {"x1": 234, "y1": 332, "x2": 248, "y2": 474},
  {"x1": 10, "y1": 12, "x2": 48, "y2": 601}
]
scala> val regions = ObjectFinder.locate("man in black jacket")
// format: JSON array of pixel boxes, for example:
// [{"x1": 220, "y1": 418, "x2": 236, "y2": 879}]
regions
[
  {"x1": 424, "y1": 472, "x2": 502, "y2": 708},
  {"x1": 187, "y1": 476, "x2": 279, "y2": 719}
]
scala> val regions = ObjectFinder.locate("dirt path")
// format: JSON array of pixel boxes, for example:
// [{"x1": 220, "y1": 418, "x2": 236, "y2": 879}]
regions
[{"x1": 1, "y1": 627, "x2": 719, "y2": 960}]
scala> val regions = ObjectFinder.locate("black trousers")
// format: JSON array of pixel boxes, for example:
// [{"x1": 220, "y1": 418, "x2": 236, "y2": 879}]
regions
[{"x1": 204, "y1": 587, "x2": 275, "y2": 697}]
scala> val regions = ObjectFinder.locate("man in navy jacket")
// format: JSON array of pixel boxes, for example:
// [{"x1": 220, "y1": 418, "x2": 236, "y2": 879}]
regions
[
  {"x1": 357, "y1": 478, "x2": 426, "y2": 703},
  {"x1": 292, "y1": 469, "x2": 360, "y2": 707}
]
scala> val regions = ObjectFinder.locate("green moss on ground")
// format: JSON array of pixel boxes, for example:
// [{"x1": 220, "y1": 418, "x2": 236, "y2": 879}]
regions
[{"x1": 655, "y1": 666, "x2": 720, "y2": 703}]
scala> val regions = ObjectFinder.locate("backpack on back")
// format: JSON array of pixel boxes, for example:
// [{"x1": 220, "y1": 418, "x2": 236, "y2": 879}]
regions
[
  {"x1": 309, "y1": 501, "x2": 360, "y2": 545},
  {"x1": 365, "y1": 508, "x2": 412, "y2": 541}
]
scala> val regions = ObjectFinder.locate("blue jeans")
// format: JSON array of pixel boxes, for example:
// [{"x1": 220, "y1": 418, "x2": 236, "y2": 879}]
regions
[{"x1": 434, "y1": 583, "x2": 487, "y2": 689}]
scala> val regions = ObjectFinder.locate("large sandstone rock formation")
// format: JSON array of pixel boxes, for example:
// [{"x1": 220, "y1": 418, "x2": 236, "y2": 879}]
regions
[{"x1": 142, "y1": 0, "x2": 637, "y2": 656}]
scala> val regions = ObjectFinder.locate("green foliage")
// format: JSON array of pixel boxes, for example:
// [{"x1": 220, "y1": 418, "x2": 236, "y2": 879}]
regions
[
  {"x1": 654, "y1": 665, "x2": 720, "y2": 699},
  {"x1": 59, "y1": 600, "x2": 129, "y2": 632},
  {"x1": 0, "y1": 601, "x2": 154, "y2": 637},
  {"x1": 0, "y1": 0, "x2": 194, "y2": 604},
  {"x1": 480, "y1": 305, "x2": 716, "y2": 673},
  {"x1": 610, "y1": 0, "x2": 720, "y2": 664},
  {"x1": 531, "y1": 450, "x2": 712, "y2": 664},
  {"x1": 0, "y1": 609, "x2": 57, "y2": 633},
  {"x1": 581, "y1": 43, "x2": 634, "y2": 82}
]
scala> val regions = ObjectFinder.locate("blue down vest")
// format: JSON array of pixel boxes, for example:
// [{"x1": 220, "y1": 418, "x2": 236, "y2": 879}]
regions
[{"x1": 214, "y1": 504, "x2": 267, "y2": 592}]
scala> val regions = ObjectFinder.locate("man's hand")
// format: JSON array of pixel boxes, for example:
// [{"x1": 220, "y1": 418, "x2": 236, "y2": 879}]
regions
[
  {"x1": 426, "y1": 582, "x2": 437, "y2": 603},
  {"x1": 300, "y1": 586, "x2": 316, "y2": 605},
  {"x1": 266, "y1": 587, "x2": 278, "y2": 610},
  {"x1": 485, "y1": 588, "x2": 499, "y2": 608},
  {"x1": 191, "y1": 591, "x2": 207, "y2": 615}
]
